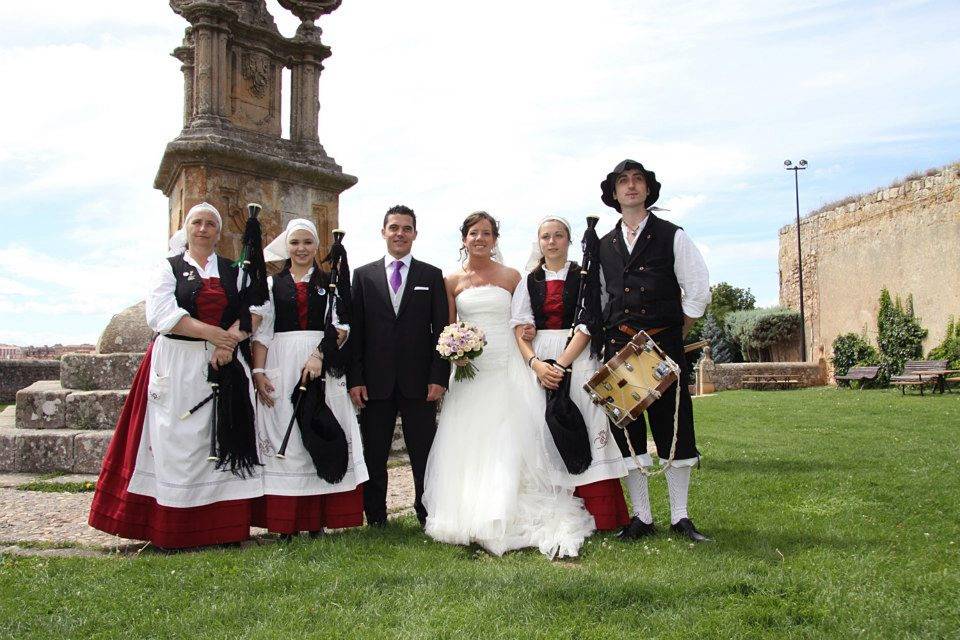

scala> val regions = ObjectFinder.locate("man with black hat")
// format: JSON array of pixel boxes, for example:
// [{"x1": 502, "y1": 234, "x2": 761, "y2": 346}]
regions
[{"x1": 598, "y1": 160, "x2": 712, "y2": 542}]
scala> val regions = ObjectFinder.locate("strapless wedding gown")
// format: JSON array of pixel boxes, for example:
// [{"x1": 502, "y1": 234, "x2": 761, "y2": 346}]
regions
[{"x1": 422, "y1": 286, "x2": 595, "y2": 558}]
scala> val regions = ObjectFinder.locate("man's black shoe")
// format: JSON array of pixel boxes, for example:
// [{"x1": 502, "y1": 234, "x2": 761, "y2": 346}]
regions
[
  {"x1": 617, "y1": 516, "x2": 656, "y2": 540},
  {"x1": 367, "y1": 518, "x2": 388, "y2": 528},
  {"x1": 670, "y1": 518, "x2": 711, "y2": 542}
]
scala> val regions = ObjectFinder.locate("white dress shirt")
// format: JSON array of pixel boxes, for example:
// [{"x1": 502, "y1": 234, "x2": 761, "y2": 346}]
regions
[
  {"x1": 605, "y1": 216, "x2": 711, "y2": 318},
  {"x1": 383, "y1": 253, "x2": 413, "y2": 314}
]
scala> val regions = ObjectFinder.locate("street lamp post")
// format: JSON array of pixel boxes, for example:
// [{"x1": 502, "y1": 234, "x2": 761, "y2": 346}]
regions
[{"x1": 784, "y1": 159, "x2": 808, "y2": 362}]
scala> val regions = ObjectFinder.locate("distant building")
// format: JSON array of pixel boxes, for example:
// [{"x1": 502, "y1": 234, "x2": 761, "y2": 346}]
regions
[{"x1": 0, "y1": 344, "x2": 23, "y2": 360}]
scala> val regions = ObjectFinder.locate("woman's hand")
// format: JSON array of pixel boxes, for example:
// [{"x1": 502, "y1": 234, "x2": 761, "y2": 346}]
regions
[
  {"x1": 336, "y1": 328, "x2": 348, "y2": 348},
  {"x1": 227, "y1": 325, "x2": 248, "y2": 345},
  {"x1": 520, "y1": 324, "x2": 536, "y2": 342},
  {"x1": 532, "y1": 359, "x2": 564, "y2": 390},
  {"x1": 210, "y1": 346, "x2": 233, "y2": 369},
  {"x1": 253, "y1": 372, "x2": 275, "y2": 407},
  {"x1": 452, "y1": 357, "x2": 470, "y2": 368},
  {"x1": 301, "y1": 353, "x2": 323, "y2": 383},
  {"x1": 206, "y1": 326, "x2": 239, "y2": 351}
]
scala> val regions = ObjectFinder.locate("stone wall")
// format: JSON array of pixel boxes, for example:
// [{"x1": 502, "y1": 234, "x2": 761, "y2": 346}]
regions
[
  {"x1": 779, "y1": 163, "x2": 960, "y2": 361},
  {"x1": 0, "y1": 360, "x2": 60, "y2": 403},
  {"x1": 705, "y1": 361, "x2": 827, "y2": 391}
]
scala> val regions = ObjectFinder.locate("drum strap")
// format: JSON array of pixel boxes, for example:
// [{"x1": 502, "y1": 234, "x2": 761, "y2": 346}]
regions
[
  {"x1": 618, "y1": 324, "x2": 667, "y2": 338},
  {"x1": 615, "y1": 355, "x2": 682, "y2": 478}
]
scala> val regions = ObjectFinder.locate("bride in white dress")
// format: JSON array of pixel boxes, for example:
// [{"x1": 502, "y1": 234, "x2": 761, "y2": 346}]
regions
[{"x1": 422, "y1": 212, "x2": 595, "y2": 559}]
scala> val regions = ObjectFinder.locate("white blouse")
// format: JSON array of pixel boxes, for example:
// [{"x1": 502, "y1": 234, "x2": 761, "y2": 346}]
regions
[
  {"x1": 251, "y1": 267, "x2": 349, "y2": 348},
  {"x1": 510, "y1": 261, "x2": 590, "y2": 336},
  {"x1": 145, "y1": 252, "x2": 261, "y2": 334}
]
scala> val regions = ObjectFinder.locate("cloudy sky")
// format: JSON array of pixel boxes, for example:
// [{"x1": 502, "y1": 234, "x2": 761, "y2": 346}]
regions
[{"x1": 1, "y1": 0, "x2": 958, "y2": 345}]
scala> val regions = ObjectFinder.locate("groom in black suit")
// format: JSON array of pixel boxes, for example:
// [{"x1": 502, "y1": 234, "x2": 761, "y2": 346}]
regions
[{"x1": 348, "y1": 205, "x2": 450, "y2": 527}]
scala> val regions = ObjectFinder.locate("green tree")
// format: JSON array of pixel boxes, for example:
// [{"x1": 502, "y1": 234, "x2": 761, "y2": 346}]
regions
[
  {"x1": 928, "y1": 316, "x2": 960, "y2": 369},
  {"x1": 831, "y1": 332, "x2": 879, "y2": 383},
  {"x1": 687, "y1": 282, "x2": 755, "y2": 343},
  {"x1": 876, "y1": 289, "x2": 927, "y2": 384},
  {"x1": 701, "y1": 311, "x2": 737, "y2": 363}
]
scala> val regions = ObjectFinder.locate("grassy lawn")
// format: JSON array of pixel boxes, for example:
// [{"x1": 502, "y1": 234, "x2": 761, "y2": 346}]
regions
[{"x1": 1, "y1": 388, "x2": 958, "y2": 639}]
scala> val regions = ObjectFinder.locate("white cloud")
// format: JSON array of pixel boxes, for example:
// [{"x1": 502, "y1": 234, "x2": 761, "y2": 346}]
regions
[{"x1": 2, "y1": 0, "x2": 959, "y2": 343}]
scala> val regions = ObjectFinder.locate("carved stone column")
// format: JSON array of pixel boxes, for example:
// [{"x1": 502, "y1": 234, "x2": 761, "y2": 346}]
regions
[
  {"x1": 173, "y1": 44, "x2": 195, "y2": 127},
  {"x1": 290, "y1": 54, "x2": 323, "y2": 145},
  {"x1": 180, "y1": 3, "x2": 235, "y2": 128}
]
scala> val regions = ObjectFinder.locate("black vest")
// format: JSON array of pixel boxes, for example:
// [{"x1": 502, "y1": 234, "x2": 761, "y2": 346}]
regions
[
  {"x1": 528, "y1": 262, "x2": 581, "y2": 330},
  {"x1": 272, "y1": 269, "x2": 329, "y2": 333},
  {"x1": 166, "y1": 253, "x2": 241, "y2": 328},
  {"x1": 598, "y1": 213, "x2": 684, "y2": 331}
]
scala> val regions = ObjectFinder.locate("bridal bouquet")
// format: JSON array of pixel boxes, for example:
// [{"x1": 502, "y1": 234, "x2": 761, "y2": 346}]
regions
[{"x1": 437, "y1": 322, "x2": 487, "y2": 381}]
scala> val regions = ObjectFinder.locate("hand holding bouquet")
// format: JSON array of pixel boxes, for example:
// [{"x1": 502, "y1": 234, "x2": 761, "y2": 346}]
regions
[{"x1": 437, "y1": 321, "x2": 487, "y2": 381}]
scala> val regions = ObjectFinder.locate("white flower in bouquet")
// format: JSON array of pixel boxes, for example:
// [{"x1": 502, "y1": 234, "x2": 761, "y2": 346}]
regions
[{"x1": 436, "y1": 321, "x2": 487, "y2": 381}]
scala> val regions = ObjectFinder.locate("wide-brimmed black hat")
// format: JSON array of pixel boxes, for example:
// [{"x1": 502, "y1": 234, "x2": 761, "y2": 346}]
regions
[{"x1": 600, "y1": 159, "x2": 661, "y2": 211}]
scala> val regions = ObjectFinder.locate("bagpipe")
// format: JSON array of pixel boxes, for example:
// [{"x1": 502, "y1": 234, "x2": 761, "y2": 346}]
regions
[
  {"x1": 181, "y1": 203, "x2": 270, "y2": 478},
  {"x1": 274, "y1": 229, "x2": 351, "y2": 484}
]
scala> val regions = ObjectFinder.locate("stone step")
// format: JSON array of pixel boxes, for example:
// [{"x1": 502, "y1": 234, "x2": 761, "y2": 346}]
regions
[
  {"x1": 15, "y1": 381, "x2": 127, "y2": 431},
  {"x1": 60, "y1": 352, "x2": 144, "y2": 390},
  {"x1": 0, "y1": 427, "x2": 112, "y2": 473}
]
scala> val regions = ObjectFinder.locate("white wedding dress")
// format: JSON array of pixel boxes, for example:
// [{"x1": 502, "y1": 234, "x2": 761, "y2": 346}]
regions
[{"x1": 423, "y1": 285, "x2": 595, "y2": 558}]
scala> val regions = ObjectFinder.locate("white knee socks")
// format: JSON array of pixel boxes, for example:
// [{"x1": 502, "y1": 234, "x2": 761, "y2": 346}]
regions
[
  {"x1": 624, "y1": 469, "x2": 652, "y2": 524},
  {"x1": 664, "y1": 465, "x2": 691, "y2": 525}
]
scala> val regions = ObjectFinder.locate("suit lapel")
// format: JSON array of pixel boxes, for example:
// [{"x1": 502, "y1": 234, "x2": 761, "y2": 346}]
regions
[
  {"x1": 395, "y1": 258, "x2": 421, "y2": 318},
  {"x1": 371, "y1": 258, "x2": 394, "y2": 316}
]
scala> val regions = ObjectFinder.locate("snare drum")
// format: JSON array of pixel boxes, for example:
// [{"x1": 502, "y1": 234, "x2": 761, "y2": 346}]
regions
[{"x1": 583, "y1": 330, "x2": 680, "y2": 428}]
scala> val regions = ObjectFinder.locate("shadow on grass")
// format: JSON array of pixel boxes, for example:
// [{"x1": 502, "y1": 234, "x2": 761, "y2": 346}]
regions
[
  {"x1": 708, "y1": 525, "x2": 879, "y2": 557},
  {"x1": 704, "y1": 458, "x2": 837, "y2": 474}
]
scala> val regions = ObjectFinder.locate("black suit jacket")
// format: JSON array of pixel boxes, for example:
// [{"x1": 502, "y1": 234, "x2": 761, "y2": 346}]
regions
[{"x1": 347, "y1": 257, "x2": 451, "y2": 400}]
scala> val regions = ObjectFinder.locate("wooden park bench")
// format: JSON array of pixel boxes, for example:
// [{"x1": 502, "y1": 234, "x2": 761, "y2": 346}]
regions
[
  {"x1": 742, "y1": 374, "x2": 801, "y2": 390},
  {"x1": 835, "y1": 365, "x2": 880, "y2": 389},
  {"x1": 890, "y1": 360, "x2": 951, "y2": 395}
]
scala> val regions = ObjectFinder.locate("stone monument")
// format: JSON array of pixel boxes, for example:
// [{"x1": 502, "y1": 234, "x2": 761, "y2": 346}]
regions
[{"x1": 0, "y1": 0, "x2": 355, "y2": 473}]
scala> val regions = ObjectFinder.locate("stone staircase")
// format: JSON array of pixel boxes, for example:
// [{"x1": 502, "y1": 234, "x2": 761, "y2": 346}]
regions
[
  {"x1": 2, "y1": 349, "x2": 406, "y2": 473},
  {"x1": 1, "y1": 353, "x2": 144, "y2": 473}
]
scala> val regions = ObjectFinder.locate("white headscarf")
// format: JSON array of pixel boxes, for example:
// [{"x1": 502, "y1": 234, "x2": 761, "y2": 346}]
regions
[
  {"x1": 523, "y1": 215, "x2": 573, "y2": 272},
  {"x1": 263, "y1": 218, "x2": 320, "y2": 262},
  {"x1": 167, "y1": 202, "x2": 223, "y2": 256}
]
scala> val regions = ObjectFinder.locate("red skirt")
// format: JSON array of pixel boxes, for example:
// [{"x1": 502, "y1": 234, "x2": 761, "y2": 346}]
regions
[
  {"x1": 575, "y1": 478, "x2": 630, "y2": 531},
  {"x1": 251, "y1": 485, "x2": 364, "y2": 534},
  {"x1": 88, "y1": 342, "x2": 255, "y2": 549}
]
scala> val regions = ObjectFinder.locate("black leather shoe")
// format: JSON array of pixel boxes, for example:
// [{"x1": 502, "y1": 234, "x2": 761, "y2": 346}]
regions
[
  {"x1": 308, "y1": 529, "x2": 324, "y2": 539},
  {"x1": 670, "y1": 518, "x2": 711, "y2": 542},
  {"x1": 367, "y1": 518, "x2": 387, "y2": 528},
  {"x1": 617, "y1": 516, "x2": 656, "y2": 540},
  {"x1": 278, "y1": 533, "x2": 294, "y2": 543}
]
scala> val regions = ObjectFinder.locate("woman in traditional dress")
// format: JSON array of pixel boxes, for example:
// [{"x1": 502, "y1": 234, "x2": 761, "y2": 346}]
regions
[
  {"x1": 249, "y1": 219, "x2": 368, "y2": 539},
  {"x1": 423, "y1": 212, "x2": 595, "y2": 559},
  {"x1": 510, "y1": 217, "x2": 630, "y2": 532},
  {"x1": 89, "y1": 202, "x2": 264, "y2": 549}
]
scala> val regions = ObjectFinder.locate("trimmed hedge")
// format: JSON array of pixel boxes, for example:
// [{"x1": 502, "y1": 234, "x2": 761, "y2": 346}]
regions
[{"x1": 725, "y1": 307, "x2": 801, "y2": 362}]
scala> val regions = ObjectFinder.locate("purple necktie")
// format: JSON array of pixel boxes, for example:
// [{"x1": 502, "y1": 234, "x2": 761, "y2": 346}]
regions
[{"x1": 390, "y1": 260, "x2": 403, "y2": 293}]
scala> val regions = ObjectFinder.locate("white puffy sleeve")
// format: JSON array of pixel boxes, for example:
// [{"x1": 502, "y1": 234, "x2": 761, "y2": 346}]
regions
[
  {"x1": 145, "y1": 258, "x2": 188, "y2": 334},
  {"x1": 510, "y1": 274, "x2": 534, "y2": 329},
  {"x1": 674, "y1": 229, "x2": 711, "y2": 318},
  {"x1": 251, "y1": 277, "x2": 275, "y2": 347}
]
